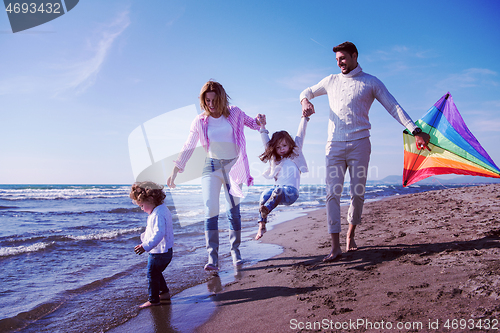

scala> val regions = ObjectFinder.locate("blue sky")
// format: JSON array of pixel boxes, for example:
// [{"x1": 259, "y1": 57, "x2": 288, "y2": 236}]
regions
[{"x1": 1, "y1": 0, "x2": 499, "y2": 185}]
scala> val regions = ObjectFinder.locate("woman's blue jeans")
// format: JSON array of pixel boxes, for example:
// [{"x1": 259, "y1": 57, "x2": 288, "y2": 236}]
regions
[
  {"x1": 201, "y1": 157, "x2": 241, "y2": 231},
  {"x1": 259, "y1": 185, "x2": 299, "y2": 222},
  {"x1": 147, "y1": 248, "x2": 173, "y2": 303}
]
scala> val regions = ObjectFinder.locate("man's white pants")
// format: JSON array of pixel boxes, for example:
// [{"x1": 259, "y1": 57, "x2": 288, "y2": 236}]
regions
[{"x1": 325, "y1": 137, "x2": 371, "y2": 234}]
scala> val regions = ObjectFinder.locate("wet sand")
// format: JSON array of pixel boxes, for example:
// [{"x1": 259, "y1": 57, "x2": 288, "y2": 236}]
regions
[{"x1": 195, "y1": 184, "x2": 500, "y2": 332}]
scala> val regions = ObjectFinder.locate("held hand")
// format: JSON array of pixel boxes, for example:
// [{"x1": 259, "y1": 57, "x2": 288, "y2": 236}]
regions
[
  {"x1": 301, "y1": 99, "x2": 315, "y2": 117},
  {"x1": 415, "y1": 132, "x2": 431, "y2": 151},
  {"x1": 303, "y1": 108, "x2": 314, "y2": 117},
  {"x1": 256, "y1": 114, "x2": 266, "y2": 126},
  {"x1": 134, "y1": 244, "x2": 145, "y2": 255}
]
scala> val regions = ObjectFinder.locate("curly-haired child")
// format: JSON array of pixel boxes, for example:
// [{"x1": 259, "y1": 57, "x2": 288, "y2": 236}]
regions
[
  {"x1": 130, "y1": 181, "x2": 174, "y2": 308},
  {"x1": 255, "y1": 114, "x2": 310, "y2": 240}
]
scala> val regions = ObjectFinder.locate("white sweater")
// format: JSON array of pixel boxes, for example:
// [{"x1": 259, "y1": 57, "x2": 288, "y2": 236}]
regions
[
  {"x1": 140, "y1": 204, "x2": 174, "y2": 253},
  {"x1": 300, "y1": 65, "x2": 418, "y2": 142},
  {"x1": 260, "y1": 117, "x2": 309, "y2": 189}
]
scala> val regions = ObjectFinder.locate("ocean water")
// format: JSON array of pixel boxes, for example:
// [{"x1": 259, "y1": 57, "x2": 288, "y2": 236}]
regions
[{"x1": 0, "y1": 183, "x2": 471, "y2": 332}]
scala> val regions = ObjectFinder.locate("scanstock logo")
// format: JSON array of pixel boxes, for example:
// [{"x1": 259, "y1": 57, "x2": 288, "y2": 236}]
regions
[{"x1": 4, "y1": 0, "x2": 79, "y2": 33}]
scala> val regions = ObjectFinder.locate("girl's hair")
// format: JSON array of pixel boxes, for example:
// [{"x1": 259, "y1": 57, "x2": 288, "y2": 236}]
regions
[
  {"x1": 199, "y1": 80, "x2": 231, "y2": 118},
  {"x1": 259, "y1": 130, "x2": 298, "y2": 163},
  {"x1": 129, "y1": 181, "x2": 166, "y2": 207}
]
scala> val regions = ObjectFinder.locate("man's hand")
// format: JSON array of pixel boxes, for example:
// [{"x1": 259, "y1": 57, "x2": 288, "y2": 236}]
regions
[
  {"x1": 415, "y1": 132, "x2": 431, "y2": 151},
  {"x1": 301, "y1": 98, "x2": 315, "y2": 117}
]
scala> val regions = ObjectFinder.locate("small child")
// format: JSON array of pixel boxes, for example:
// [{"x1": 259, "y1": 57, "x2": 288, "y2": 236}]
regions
[
  {"x1": 130, "y1": 181, "x2": 174, "y2": 308},
  {"x1": 255, "y1": 115, "x2": 310, "y2": 240}
]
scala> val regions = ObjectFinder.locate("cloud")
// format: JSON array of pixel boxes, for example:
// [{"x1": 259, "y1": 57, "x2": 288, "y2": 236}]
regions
[
  {"x1": 473, "y1": 119, "x2": 500, "y2": 132},
  {"x1": 55, "y1": 10, "x2": 130, "y2": 95},
  {"x1": 484, "y1": 100, "x2": 500, "y2": 108},
  {"x1": 277, "y1": 69, "x2": 332, "y2": 91},
  {"x1": 366, "y1": 45, "x2": 437, "y2": 62},
  {"x1": 467, "y1": 102, "x2": 500, "y2": 133},
  {"x1": 0, "y1": 10, "x2": 130, "y2": 97},
  {"x1": 165, "y1": 5, "x2": 185, "y2": 27},
  {"x1": 436, "y1": 68, "x2": 498, "y2": 91},
  {"x1": 363, "y1": 46, "x2": 439, "y2": 77}
]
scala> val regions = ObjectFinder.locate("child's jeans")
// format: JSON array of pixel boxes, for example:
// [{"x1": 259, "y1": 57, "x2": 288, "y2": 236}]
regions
[
  {"x1": 259, "y1": 185, "x2": 299, "y2": 222},
  {"x1": 147, "y1": 248, "x2": 173, "y2": 303}
]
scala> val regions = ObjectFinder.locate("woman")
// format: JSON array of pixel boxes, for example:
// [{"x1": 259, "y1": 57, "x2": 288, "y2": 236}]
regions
[{"x1": 167, "y1": 80, "x2": 264, "y2": 271}]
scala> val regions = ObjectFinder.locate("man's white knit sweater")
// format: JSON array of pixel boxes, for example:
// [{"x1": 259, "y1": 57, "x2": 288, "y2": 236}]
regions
[{"x1": 300, "y1": 65, "x2": 418, "y2": 142}]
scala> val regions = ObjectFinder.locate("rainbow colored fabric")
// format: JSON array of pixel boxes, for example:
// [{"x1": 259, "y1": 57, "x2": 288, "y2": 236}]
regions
[{"x1": 403, "y1": 92, "x2": 500, "y2": 186}]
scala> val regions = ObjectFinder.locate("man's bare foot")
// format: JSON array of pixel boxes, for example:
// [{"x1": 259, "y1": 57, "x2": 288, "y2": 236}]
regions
[
  {"x1": 346, "y1": 224, "x2": 358, "y2": 252},
  {"x1": 322, "y1": 249, "x2": 342, "y2": 262},
  {"x1": 255, "y1": 222, "x2": 266, "y2": 240},
  {"x1": 259, "y1": 205, "x2": 270, "y2": 219},
  {"x1": 346, "y1": 237, "x2": 357, "y2": 252},
  {"x1": 139, "y1": 301, "x2": 161, "y2": 309}
]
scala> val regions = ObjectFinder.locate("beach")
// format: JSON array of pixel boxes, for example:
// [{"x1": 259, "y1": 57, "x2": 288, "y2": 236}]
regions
[
  {"x1": 194, "y1": 184, "x2": 500, "y2": 332},
  {"x1": 1, "y1": 183, "x2": 499, "y2": 332}
]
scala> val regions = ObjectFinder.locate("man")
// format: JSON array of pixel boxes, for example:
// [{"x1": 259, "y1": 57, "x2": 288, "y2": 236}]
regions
[{"x1": 300, "y1": 41, "x2": 429, "y2": 262}]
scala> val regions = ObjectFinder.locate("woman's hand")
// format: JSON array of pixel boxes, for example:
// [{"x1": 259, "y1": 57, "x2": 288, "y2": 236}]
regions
[{"x1": 166, "y1": 167, "x2": 179, "y2": 188}]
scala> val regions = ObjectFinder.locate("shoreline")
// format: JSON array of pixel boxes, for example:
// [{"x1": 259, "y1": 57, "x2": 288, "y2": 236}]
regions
[
  {"x1": 106, "y1": 209, "x2": 316, "y2": 333},
  {"x1": 3, "y1": 183, "x2": 497, "y2": 332},
  {"x1": 195, "y1": 184, "x2": 500, "y2": 332}
]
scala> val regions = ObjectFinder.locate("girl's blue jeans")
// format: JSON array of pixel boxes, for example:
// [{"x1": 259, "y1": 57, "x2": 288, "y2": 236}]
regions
[
  {"x1": 147, "y1": 248, "x2": 173, "y2": 303},
  {"x1": 259, "y1": 185, "x2": 299, "y2": 222}
]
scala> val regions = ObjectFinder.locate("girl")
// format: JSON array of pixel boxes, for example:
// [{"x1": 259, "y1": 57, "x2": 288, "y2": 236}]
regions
[
  {"x1": 255, "y1": 114, "x2": 310, "y2": 240},
  {"x1": 130, "y1": 181, "x2": 174, "y2": 309},
  {"x1": 167, "y1": 80, "x2": 264, "y2": 271}
]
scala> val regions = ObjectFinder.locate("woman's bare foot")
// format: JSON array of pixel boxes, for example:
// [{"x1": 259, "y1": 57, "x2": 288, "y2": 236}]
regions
[
  {"x1": 255, "y1": 222, "x2": 266, "y2": 240},
  {"x1": 138, "y1": 301, "x2": 161, "y2": 309}
]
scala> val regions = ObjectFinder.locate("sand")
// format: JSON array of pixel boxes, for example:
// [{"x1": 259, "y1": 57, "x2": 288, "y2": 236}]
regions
[{"x1": 195, "y1": 184, "x2": 500, "y2": 332}]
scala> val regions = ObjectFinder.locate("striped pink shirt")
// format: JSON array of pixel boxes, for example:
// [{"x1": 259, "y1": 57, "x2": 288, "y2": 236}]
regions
[{"x1": 174, "y1": 106, "x2": 260, "y2": 197}]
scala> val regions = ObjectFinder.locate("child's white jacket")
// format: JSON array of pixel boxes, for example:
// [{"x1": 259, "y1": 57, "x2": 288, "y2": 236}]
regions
[
  {"x1": 141, "y1": 204, "x2": 174, "y2": 253},
  {"x1": 260, "y1": 116, "x2": 309, "y2": 181}
]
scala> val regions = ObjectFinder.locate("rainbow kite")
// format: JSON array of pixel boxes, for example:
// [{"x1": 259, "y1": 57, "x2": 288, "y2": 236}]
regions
[{"x1": 403, "y1": 92, "x2": 500, "y2": 186}]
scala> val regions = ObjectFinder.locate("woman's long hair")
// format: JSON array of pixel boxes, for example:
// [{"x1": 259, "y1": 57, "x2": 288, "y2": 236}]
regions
[
  {"x1": 199, "y1": 80, "x2": 231, "y2": 118},
  {"x1": 259, "y1": 130, "x2": 297, "y2": 163}
]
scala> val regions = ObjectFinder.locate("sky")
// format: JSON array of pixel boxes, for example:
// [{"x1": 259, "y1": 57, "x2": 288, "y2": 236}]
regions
[{"x1": 1, "y1": 0, "x2": 500, "y2": 185}]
